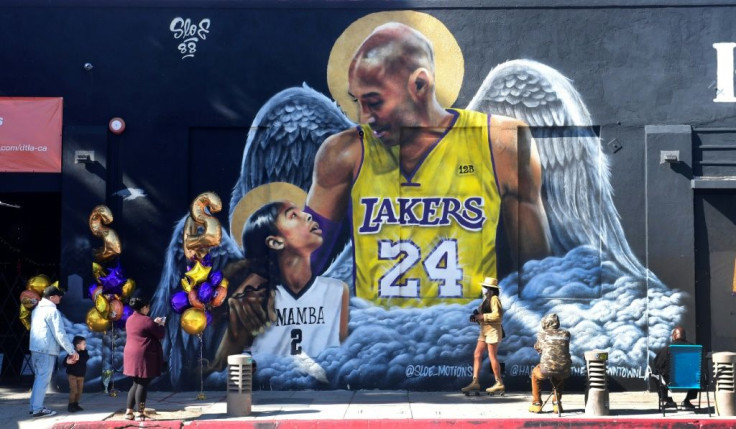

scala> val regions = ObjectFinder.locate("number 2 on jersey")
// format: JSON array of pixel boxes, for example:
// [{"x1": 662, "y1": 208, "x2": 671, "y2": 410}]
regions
[
  {"x1": 378, "y1": 239, "x2": 463, "y2": 298},
  {"x1": 290, "y1": 329, "x2": 302, "y2": 355}
]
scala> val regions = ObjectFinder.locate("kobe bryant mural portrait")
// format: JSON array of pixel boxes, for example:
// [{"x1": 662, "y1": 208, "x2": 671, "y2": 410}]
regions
[{"x1": 150, "y1": 10, "x2": 686, "y2": 391}]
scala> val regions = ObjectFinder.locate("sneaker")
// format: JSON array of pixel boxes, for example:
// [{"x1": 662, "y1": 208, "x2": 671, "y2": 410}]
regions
[
  {"x1": 32, "y1": 408, "x2": 57, "y2": 418},
  {"x1": 74, "y1": 403, "x2": 84, "y2": 412},
  {"x1": 67, "y1": 404, "x2": 76, "y2": 413},
  {"x1": 664, "y1": 399, "x2": 678, "y2": 409},
  {"x1": 681, "y1": 400, "x2": 695, "y2": 410},
  {"x1": 528, "y1": 402, "x2": 543, "y2": 413}
]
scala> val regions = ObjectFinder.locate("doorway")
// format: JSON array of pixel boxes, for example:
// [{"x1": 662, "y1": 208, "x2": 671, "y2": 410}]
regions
[{"x1": 0, "y1": 192, "x2": 61, "y2": 384}]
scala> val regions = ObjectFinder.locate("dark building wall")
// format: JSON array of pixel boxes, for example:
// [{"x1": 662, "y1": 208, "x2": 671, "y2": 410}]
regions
[{"x1": 2, "y1": 1, "x2": 735, "y2": 390}]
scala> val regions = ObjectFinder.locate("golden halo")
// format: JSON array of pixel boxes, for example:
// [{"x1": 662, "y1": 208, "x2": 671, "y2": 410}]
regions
[
  {"x1": 327, "y1": 10, "x2": 464, "y2": 122},
  {"x1": 230, "y1": 182, "x2": 308, "y2": 249}
]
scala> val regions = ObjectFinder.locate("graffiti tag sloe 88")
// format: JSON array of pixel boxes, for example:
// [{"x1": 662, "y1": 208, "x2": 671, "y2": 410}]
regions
[{"x1": 170, "y1": 17, "x2": 211, "y2": 59}]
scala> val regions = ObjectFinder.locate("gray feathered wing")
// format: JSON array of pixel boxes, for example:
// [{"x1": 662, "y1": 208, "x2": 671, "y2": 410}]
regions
[
  {"x1": 150, "y1": 216, "x2": 243, "y2": 389},
  {"x1": 467, "y1": 59, "x2": 645, "y2": 276}
]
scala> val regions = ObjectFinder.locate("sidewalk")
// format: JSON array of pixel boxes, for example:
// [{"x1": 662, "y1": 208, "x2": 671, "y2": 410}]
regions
[{"x1": 2, "y1": 385, "x2": 733, "y2": 429}]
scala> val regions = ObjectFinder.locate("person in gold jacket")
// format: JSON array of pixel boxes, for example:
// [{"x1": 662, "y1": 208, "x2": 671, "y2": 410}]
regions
[
  {"x1": 528, "y1": 313, "x2": 571, "y2": 413},
  {"x1": 461, "y1": 277, "x2": 504, "y2": 394}
]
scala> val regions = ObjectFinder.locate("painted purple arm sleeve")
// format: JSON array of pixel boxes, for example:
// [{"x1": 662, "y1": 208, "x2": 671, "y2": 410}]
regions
[{"x1": 304, "y1": 205, "x2": 343, "y2": 275}]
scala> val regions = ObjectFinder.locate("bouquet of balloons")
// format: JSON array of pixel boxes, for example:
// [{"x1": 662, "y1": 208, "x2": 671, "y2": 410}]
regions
[
  {"x1": 170, "y1": 192, "x2": 229, "y2": 336},
  {"x1": 18, "y1": 275, "x2": 58, "y2": 330},
  {"x1": 85, "y1": 205, "x2": 136, "y2": 332}
]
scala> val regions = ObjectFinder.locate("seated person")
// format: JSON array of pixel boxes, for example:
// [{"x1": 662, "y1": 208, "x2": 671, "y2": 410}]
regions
[
  {"x1": 529, "y1": 313, "x2": 571, "y2": 413},
  {"x1": 652, "y1": 326, "x2": 698, "y2": 409}
]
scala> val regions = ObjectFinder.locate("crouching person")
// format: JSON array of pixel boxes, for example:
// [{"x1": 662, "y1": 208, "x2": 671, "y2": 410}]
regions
[{"x1": 529, "y1": 313, "x2": 571, "y2": 413}]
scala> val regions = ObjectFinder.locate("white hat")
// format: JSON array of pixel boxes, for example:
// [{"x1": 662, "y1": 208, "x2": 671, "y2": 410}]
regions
[{"x1": 480, "y1": 277, "x2": 499, "y2": 289}]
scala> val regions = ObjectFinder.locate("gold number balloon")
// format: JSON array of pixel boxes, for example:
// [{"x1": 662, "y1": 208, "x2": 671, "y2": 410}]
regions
[
  {"x1": 180, "y1": 307, "x2": 207, "y2": 335},
  {"x1": 89, "y1": 205, "x2": 122, "y2": 262},
  {"x1": 182, "y1": 192, "x2": 222, "y2": 261},
  {"x1": 86, "y1": 308, "x2": 111, "y2": 332}
]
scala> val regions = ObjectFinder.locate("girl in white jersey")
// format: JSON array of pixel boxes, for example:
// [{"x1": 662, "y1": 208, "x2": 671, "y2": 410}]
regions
[{"x1": 212, "y1": 200, "x2": 349, "y2": 365}]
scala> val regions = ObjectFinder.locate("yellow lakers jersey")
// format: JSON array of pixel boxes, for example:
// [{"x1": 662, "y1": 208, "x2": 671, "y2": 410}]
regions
[{"x1": 351, "y1": 109, "x2": 501, "y2": 307}]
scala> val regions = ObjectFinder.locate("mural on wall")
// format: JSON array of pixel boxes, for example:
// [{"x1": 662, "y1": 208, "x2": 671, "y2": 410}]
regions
[
  {"x1": 52, "y1": 10, "x2": 686, "y2": 392},
  {"x1": 145, "y1": 10, "x2": 689, "y2": 390}
]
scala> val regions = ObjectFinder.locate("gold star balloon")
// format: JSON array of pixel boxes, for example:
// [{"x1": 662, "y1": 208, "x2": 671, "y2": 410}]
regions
[
  {"x1": 184, "y1": 261, "x2": 211, "y2": 289},
  {"x1": 180, "y1": 276, "x2": 193, "y2": 293}
]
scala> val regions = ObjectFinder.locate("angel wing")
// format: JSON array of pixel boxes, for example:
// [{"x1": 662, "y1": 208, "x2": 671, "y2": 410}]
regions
[
  {"x1": 229, "y1": 83, "x2": 355, "y2": 225},
  {"x1": 150, "y1": 215, "x2": 244, "y2": 389},
  {"x1": 467, "y1": 59, "x2": 645, "y2": 276}
]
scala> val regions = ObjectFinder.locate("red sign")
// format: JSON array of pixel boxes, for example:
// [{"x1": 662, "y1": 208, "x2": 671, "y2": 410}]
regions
[{"x1": 0, "y1": 97, "x2": 63, "y2": 173}]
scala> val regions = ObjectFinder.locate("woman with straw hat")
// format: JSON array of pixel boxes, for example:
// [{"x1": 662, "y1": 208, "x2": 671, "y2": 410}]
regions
[{"x1": 461, "y1": 276, "x2": 505, "y2": 395}]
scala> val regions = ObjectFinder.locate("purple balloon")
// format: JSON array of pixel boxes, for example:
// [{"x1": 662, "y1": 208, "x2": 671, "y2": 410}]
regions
[
  {"x1": 119, "y1": 304, "x2": 133, "y2": 324},
  {"x1": 100, "y1": 263, "x2": 126, "y2": 295},
  {"x1": 101, "y1": 278, "x2": 123, "y2": 295},
  {"x1": 198, "y1": 281, "x2": 215, "y2": 304},
  {"x1": 170, "y1": 291, "x2": 190, "y2": 314},
  {"x1": 87, "y1": 284, "x2": 98, "y2": 299},
  {"x1": 202, "y1": 253, "x2": 212, "y2": 267},
  {"x1": 209, "y1": 270, "x2": 223, "y2": 287},
  {"x1": 108, "y1": 263, "x2": 125, "y2": 279}
]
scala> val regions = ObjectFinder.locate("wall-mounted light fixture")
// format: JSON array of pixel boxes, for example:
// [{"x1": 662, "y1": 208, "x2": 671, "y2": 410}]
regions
[
  {"x1": 74, "y1": 150, "x2": 95, "y2": 164},
  {"x1": 660, "y1": 150, "x2": 680, "y2": 164},
  {"x1": 109, "y1": 117, "x2": 126, "y2": 135}
]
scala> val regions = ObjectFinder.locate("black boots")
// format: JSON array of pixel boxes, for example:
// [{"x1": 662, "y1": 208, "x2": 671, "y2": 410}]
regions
[{"x1": 67, "y1": 402, "x2": 83, "y2": 412}]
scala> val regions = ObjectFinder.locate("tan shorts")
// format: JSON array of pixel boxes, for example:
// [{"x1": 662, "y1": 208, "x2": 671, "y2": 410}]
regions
[{"x1": 478, "y1": 323, "x2": 502, "y2": 344}]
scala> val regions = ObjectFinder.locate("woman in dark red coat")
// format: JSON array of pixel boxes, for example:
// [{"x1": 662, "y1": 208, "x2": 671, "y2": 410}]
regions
[{"x1": 123, "y1": 296, "x2": 165, "y2": 421}]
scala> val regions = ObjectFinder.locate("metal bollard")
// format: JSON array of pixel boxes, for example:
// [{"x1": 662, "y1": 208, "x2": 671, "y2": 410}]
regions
[
  {"x1": 713, "y1": 352, "x2": 736, "y2": 416},
  {"x1": 584, "y1": 350, "x2": 610, "y2": 416},
  {"x1": 227, "y1": 354, "x2": 252, "y2": 417}
]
